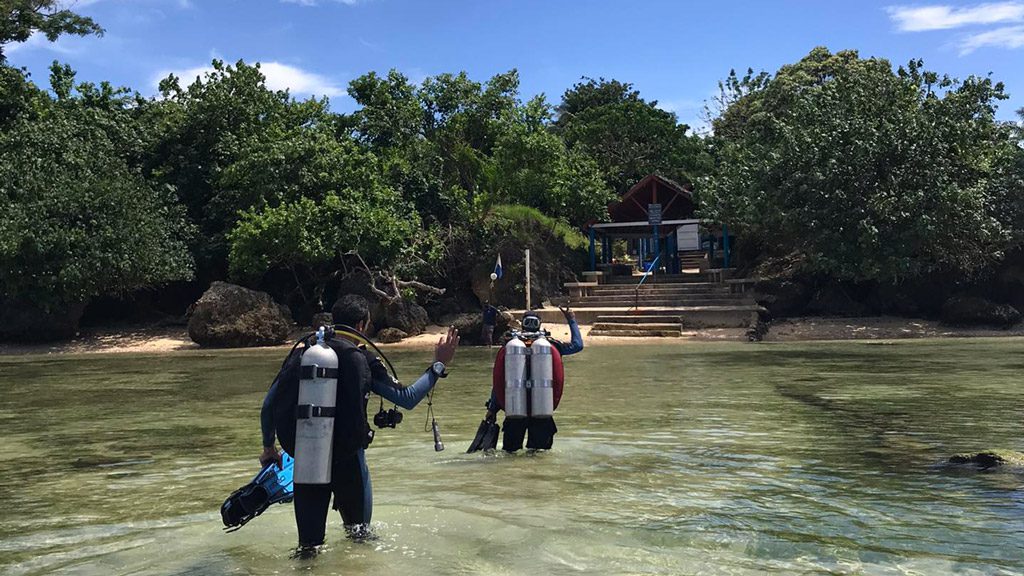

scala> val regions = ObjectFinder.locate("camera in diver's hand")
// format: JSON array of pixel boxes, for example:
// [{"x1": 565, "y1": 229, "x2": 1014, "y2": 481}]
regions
[{"x1": 373, "y1": 406, "x2": 403, "y2": 428}]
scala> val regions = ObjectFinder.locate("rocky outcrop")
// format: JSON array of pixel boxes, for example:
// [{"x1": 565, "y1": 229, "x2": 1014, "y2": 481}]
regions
[
  {"x1": 187, "y1": 282, "x2": 293, "y2": 347},
  {"x1": 381, "y1": 299, "x2": 428, "y2": 336},
  {"x1": 948, "y1": 450, "x2": 1024, "y2": 470},
  {"x1": 805, "y1": 285, "x2": 869, "y2": 317},
  {"x1": 450, "y1": 309, "x2": 514, "y2": 345},
  {"x1": 375, "y1": 328, "x2": 408, "y2": 343},
  {"x1": 0, "y1": 300, "x2": 87, "y2": 342},
  {"x1": 310, "y1": 312, "x2": 333, "y2": 331},
  {"x1": 754, "y1": 279, "x2": 810, "y2": 318},
  {"x1": 941, "y1": 296, "x2": 1021, "y2": 328}
]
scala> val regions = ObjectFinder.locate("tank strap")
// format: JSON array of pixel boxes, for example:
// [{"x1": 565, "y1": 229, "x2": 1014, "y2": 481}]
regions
[
  {"x1": 295, "y1": 404, "x2": 337, "y2": 419},
  {"x1": 299, "y1": 365, "x2": 339, "y2": 379}
]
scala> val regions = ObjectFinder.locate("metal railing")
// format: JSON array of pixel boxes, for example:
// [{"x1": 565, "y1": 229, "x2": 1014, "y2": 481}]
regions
[{"x1": 631, "y1": 254, "x2": 661, "y2": 312}]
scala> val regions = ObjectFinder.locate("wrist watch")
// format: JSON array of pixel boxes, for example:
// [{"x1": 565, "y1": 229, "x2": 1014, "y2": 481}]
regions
[{"x1": 430, "y1": 361, "x2": 448, "y2": 378}]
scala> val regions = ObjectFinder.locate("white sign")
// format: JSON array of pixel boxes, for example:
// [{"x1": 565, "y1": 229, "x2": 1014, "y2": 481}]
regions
[{"x1": 676, "y1": 224, "x2": 700, "y2": 251}]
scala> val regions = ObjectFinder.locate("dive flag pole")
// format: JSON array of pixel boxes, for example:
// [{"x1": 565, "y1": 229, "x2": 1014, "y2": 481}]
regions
[{"x1": 525, "y1": 248, "x2": 531, "y2": 310}]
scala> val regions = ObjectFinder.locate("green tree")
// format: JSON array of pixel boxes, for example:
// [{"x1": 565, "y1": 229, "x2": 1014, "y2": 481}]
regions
[
  {"x1": 0, "y1": 74, "x2": 193, "y2": 320},
  {"x1": 224, "y1": 127, "x2": 420, "y2": 309},
  {"x1": 147, "y1": 59, "x2": 338, "y2": 278},
  {"x1": 701, "y1": 47, "x2": 1016, "y2": 283},
  {"x1": 0, "y1": 0, "x2": 103, "y2": 63},
  {"x1": 555, "y1": 77, "x2": 709, "y2": 195},
  {"x1": 492, "y1": 96, "x2": 613, "y2": 226}
]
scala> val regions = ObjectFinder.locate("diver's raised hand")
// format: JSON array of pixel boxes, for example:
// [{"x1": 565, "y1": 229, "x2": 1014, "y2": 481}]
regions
[
  {"x1": 559, "y1": 305, "x2": 575, "y2": 321},
  {"x1": 434, "y1": 325, "x2": 459, "y2": 365}
]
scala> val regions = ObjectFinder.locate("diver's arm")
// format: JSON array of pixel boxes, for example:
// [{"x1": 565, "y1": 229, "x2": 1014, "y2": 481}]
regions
[
  {"x1": 372, "y1": 369, "x2": 439, "y2": 409},
  {"x1": 556, "y1": 317, "x2": 584, "y2": 356},
  {"x1": 370, "y1": 325, "x2": 460, "y2": 410},
  {"x1": 258, "y1": 379, "x2": 280, "y2": 466}
]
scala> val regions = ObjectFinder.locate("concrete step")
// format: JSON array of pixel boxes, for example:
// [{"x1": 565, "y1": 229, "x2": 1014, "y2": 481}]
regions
[
  {"x1": 589, "y1": 328, "x2": 683, "y2": 337},
  {"x1": 592, "y1": 322, "x2": 682, "y2": 331},
  {"x1": 532, "y1": 304, "x2": 765, "y2": 328},
  {"x1": 590, "y1": 285, "x2": 731, "y2": 294},
  {"x1": 595, "y1": 315, "x2": 683, "y2": 324},
  {"x1": 586, "y1": 289, "x2": 732, "y2": 298},
  {"x1": 573, "y1": 298, "x2": 753, "y2": 307}
]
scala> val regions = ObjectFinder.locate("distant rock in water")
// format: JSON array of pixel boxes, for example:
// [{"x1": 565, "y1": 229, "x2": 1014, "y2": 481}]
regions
[
  {"x1": 941, "y1": 296, "x2": 1021, "y2": 328},
  {"x1": 187, "y1": 282, "x2": 293, "y2": 348},
  {"x1": 948, "y1": 451, "x2": 1024, "y2": 470},
  {"x1": 375, "y1": 328, "x2": 408, "y2": 343}
]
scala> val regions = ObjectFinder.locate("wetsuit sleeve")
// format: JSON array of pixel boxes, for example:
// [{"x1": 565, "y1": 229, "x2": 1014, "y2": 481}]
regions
[
  {"x1": 370, "y1": 368, "x2": 438, "y2": 410},
  {"x1": 555, "y1": 318, "x2": 584, "y2": 356},
  {"x1": 260, "y1": 378, "x2": 278, "y2": 448}
]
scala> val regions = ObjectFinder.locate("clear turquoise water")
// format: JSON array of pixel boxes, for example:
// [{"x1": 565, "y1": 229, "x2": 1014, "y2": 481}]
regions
[{"x1": 1, "y1": 339, "x2": 1022, "y2": 575}]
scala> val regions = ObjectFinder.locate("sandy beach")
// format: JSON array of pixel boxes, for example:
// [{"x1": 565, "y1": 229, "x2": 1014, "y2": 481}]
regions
[{"x1": 2, "y1": 315, "x2": 1023, "y2": 356}]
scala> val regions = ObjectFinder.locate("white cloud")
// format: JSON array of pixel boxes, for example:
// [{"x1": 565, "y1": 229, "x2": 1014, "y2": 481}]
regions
[
  {"x1": 153, "y1": 61, "x2": 345, "y2": 98},
  {"x1": 887, "y1": 2, "x2": 1024, "y2": 31},
  {"x1": 959, "y1": 24, "x2": 1024, "y2": 53}
]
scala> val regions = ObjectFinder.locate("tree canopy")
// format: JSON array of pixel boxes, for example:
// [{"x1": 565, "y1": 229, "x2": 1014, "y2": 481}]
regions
[
  {"x1": 700, "y1": 47, "x2": 1023, "y2": 283},
  {"x1": 0, "y1": 0, "x2": 102, "y2": 64}
]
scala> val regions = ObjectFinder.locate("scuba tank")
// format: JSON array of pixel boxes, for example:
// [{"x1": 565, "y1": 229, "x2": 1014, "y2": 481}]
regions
[
  {"x1": 503, "y1": 336, "x2": 529, "y2": 417},
  {"x1": 528, "y1": 336, "x2": 555, "y2": 417},
  {"x1": 293, "y1": 328, "x2": 339, "y2": 484}
]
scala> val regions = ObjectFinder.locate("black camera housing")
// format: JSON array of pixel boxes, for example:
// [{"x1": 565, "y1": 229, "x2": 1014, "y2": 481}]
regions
[{"x1": 373, "y1": 407, "x2": 403, "y2": 428}]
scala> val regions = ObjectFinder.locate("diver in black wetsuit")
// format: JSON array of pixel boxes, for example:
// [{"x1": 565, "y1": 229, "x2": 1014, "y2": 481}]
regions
[{"x1": 258, "y1": 295, "x2": 459, "y2": 549}]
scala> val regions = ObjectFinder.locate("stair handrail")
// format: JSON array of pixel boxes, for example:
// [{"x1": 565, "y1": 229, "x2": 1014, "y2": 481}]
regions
[{"x1": 631, "y1": 254, "x2": 661, "y2": 312}]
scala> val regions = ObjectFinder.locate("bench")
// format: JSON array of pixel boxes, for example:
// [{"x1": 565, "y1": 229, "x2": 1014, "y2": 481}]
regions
[
  {"x1": 581, "y1": 271, "x2": 604, "y2": 284},
  {"x1": 563, "y1": 281, "x2": 598, "y2": 299},
  {"x1": 705, "y1": 268, "x2": 737, "y2": 282},
  {"x1": 725, "y1": 278, "x2": 758, "y2": 294}
]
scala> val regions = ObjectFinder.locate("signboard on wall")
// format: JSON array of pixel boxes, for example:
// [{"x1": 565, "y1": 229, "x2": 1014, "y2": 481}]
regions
[{"x1": 647, "y1": 203, "x2": 662, "y2": 225}]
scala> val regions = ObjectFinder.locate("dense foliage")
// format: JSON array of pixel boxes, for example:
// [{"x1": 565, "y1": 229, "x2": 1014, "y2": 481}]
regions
[
  {"x1": 0, "y1": 66, "x2": 193, "y2": 312},
  {"x1": 701, "y1": 48, "x2": 1024, "y2": 284},
  {"x1": 2, "y1": 4, "x2": 1023, "y2": 333}
]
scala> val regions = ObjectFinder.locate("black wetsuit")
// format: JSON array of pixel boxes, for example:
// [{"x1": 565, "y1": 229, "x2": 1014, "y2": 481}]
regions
[{"x1": 261, "y1": 342, "x2": 438, "y2": 546}]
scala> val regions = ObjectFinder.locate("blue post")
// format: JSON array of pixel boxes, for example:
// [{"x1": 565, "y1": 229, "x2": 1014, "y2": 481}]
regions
[
  {"x1": 588, "y1": 227, "x2": 596, "y2": 271},
  {"x1": 667, "y1": 229, "x2": 678, "y2": 273},
  {"x1": 723, "y1": 224, "x2": 731, "y2": 269},
  {"x1": 653, "y1": 225, "x2": 660, "y2": 274}
]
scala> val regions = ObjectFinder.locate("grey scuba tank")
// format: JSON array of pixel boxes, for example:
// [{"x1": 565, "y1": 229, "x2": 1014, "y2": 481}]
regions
[
  {"x1": 503, "y1": 336, "x2": 529, "y2": 417},
  {"x1": 528, "y1": 336, "x2": 555, "y2": 417},
  {"x1": 293, "y1": 329, "x2": 339, "y2": 484}
]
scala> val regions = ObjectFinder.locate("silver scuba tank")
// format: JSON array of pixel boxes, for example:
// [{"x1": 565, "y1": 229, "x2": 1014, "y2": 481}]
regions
[
  {"x1": 294, "y1": 328, "x2": 339, "y2": 484},
  {"x1": 503, "y1": 336, "x2": 529, "y2": 417},
  {"x1": 528, "y1": 336, "x2": 555, "y2": 417}
]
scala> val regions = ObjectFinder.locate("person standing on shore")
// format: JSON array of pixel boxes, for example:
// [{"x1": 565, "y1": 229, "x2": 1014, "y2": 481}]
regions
[{"x1": 481, "y1": 301, "x2": 498, "y2": 346}]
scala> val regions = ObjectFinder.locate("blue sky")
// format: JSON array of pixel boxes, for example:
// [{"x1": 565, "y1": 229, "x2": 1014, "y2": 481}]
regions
[{"x1": 7, "y1": 0, "x2": 1024, "y2": 129}]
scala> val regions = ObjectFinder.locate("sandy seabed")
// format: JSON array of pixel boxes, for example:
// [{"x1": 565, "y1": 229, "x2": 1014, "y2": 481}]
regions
[{"x1": 3, "y1": 315, "x2": 1024, "y2": 356}]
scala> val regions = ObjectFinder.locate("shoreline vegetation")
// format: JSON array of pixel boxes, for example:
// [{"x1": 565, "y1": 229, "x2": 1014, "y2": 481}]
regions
[
  {"x1": 3, "y1": 315, "x2": 1024, "y2": 356},
  {"x1": 2, "y1": 5, "x2": 1024, "y2": 347}
]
